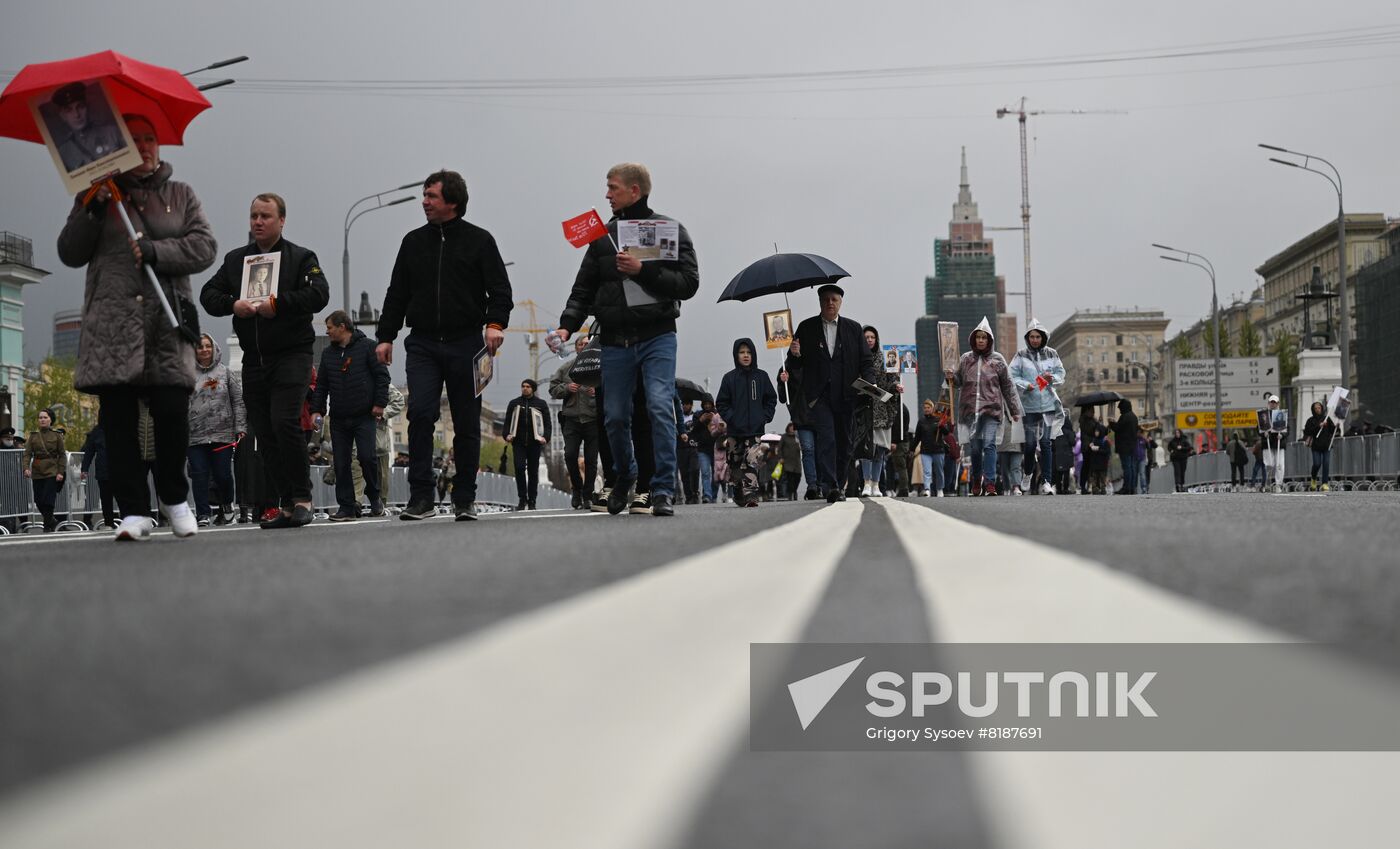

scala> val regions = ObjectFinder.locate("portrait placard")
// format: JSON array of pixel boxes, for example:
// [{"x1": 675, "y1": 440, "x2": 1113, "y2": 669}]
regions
[
  {"x1": 763, "y1": 308, "x2": 793, "y2": 349},
  {"x1": 28, "y1": 79, "x2": 140, "y2": 195},
  {"x1": 240, "y1": 253, "x2": 281, "y2": 304},
  {"x1": 937, "y1": 322, "x2": 960, "y2": 372}
]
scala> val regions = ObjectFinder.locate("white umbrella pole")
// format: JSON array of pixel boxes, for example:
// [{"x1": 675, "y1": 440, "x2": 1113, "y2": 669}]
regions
[{"x1": 111, "y1": 196, "x2": 179, "y2": 328}]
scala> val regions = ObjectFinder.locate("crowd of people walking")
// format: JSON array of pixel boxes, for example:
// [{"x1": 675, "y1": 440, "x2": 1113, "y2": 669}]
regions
[{"x1": 4, "y1": 121, "x2": 1385, "y2": 538}]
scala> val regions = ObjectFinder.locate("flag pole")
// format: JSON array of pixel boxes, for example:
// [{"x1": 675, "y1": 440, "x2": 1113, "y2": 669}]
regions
[{"x1": 594, "y1": 208, "x2": 621, "y2": 253}]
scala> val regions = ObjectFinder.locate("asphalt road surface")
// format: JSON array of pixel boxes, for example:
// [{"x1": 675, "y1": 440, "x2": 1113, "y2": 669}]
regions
[{"x1": 2, "y1": 491, "x2": 1398, "y2": 848}]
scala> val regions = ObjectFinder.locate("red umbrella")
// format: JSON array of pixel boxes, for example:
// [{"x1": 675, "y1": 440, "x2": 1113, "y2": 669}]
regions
[{"x1": 0, "y1": 50, "x2": 209, "y2": 145}]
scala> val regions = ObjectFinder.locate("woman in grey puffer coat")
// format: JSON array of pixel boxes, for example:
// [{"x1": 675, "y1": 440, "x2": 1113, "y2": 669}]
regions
[
  {"x1": 187, "y1": 334, "x2": 245, "y2": 523},
  {"x1": 56, "y1": 115, "x2": 216, "y2": 539}
]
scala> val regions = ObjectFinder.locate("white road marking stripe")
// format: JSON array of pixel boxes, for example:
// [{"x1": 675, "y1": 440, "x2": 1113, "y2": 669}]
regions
[
  {"x1": 0, "y1": 502, "x2": 866, "y2": 849},
  {"x1": 878, "y1": 498, "x2": 1400, "y2": 849}
]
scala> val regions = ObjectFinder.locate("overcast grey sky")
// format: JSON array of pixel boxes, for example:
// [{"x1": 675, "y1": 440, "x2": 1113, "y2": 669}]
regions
[{"x1": 4, "y1": 0, "x2": 1398, "y2": 414}]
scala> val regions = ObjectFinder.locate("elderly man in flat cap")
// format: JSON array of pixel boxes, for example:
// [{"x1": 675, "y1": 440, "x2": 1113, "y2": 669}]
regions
[{"x1": 784, "y1": 283, "x2": 877, "y2": 502}]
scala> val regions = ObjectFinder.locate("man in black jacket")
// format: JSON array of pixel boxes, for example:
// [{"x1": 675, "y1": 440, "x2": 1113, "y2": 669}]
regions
[
  {"x1": 504, "y1": 379, "x2": 552, "y2": 510},
  {"x1": 201, "y1": 193, "x2": 330, "y2": 529},
  {"x1": 375, "y1": 170, "x2": 513, "y2": 522},
  {"x1": 552, "y1": 163, "x2": 700, "y2": 518},
  {"x1": 311, "y1": 310, "x2": 390, "y2": 520},
  {"x1": 1110, "y1": 398, "x2": 1140, "y2": 495},
  {"x1": 784, "y1": 284, "x2": 877, "y2": 502}
]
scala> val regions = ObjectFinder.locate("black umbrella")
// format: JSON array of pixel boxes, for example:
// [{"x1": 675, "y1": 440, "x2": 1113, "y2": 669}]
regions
[
  {"x1": 675, "y1": 378, "x2": 712, "y2": 406},
  {"x1": 1073, "y1": 390, "x2": 1124, "y2": 407},
  {"x1": 716, "y1": 253, "x2": 850, "y2": 303}
]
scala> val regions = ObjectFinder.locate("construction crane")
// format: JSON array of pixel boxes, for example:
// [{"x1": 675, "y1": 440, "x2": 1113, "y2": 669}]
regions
[
  {"x1": 503, "y1": 299, "x2": 550, "y2": 384},
  {"x1": 995, "y1": 98, "x2": 1124, "y2": 328}
]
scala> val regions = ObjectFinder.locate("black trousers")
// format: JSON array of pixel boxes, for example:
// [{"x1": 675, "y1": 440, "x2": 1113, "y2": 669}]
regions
[
  {"x1": 405, "y1": 333, "x2": 481, "y2": 505},
  {"x1": 97, "y1": 386, "x2": 190, "y2": 518},
  {"x1": 243, "y1": 351, "x2": 313, "y2": 508},
  {"x1": 561, "y1": 416, "x2": 598, "y2": 496},
  {"x1": 595, "y1": 382, "x2": 654, "y2": 493},
  {"x1": 513, "y1": 440, "x2": 542, "y2": 503},
  {"x1": 808, "y1": 388, "x2": 855, "y2": 493},
  {"x1": 1172, "y1": 457, "x2": 1188, "y2": 489},
  {"x1": 31, "y1": 477, "x2": 61, "y2": 531},
  {"x1": 331, "y1": 413, "x2": 380, "y2": 512},
  {"x1": 92, "y1": 477, "x2": 115, "y2": 526}
]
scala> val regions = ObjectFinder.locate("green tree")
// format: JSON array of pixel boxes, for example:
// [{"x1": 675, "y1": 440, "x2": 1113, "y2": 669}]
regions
[
  {"x1": 1213, "y1": 321, "x2": 1233, "y2": 359},
  {"x1": 1267, "y1": 332, "x2": 1299, "y2": 388},
  {"x1": 22, "y1": 356, "x2": 93, "y2": 448},
  {"x1": 1238, "y1": 321, "x2": 1264, "y2": 357},
  {"x1": 1171, "y1": 334, "x2": 1194, "y2": 360}
]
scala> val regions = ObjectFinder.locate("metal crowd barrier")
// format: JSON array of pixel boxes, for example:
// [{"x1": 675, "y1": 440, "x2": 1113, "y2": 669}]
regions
[
  {"x1": 2, "y1": 449, "x2": 570, "y2": 533},
  {"x1": 1169, "y1": 433, "x2": 1400, "y2": 493}
]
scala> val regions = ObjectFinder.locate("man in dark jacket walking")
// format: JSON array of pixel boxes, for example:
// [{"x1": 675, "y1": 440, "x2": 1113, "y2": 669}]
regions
[
  {"x1": 376, "y1": 170, "x2": 513, "y2": 522},
  {"x1": 717, "y1": 338, "x2": 777, "y2": 507},
  {"x1": 549, "y1": 333, "x2": 599, "y2": 508},
  {"x1": 311, "y1": 310, "x2": 390, "y2": 520},
  {"x1": 785, "y1": 284, "x2": 878, "y2": 502},
  {"x1": 1110, "y1": 398, "x2": 1140, "y2": 495},
  {"x1": 504, "y1": 379, "x2": 552, "y2": 510},
  {"x1": 553, "y1": 163, "x2": 700, "y2": 518},
  {"x1": 1167, "y1": 431, "x2": 1194, "y2": 492},
  {"x1": 202, "y1": 192, "x2": 330, "y2": 529}
]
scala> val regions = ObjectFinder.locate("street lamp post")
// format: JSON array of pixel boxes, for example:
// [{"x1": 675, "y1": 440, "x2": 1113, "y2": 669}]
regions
[
  {"x1": 1259, "y1": 143, "x2": 1348, "y2": 389},
  {"x1": 1153, "y1": 244, "x2": 1224, "y2": 448},
  {"x1": 1130, "y1": 334, "x2": 1157, "y2": 420},
  {"x1": 342, "y1": 183, "x2": 420, "y2": 312}
]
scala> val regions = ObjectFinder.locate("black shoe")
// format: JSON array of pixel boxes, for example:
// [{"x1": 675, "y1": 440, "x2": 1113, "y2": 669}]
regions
[
  {"x1": 591, "y1": 489, "x2": 610, "y2": 513},
  {"x1": 527, "y1": 501, "x2": 536, "y2": 511},
  {"x1": 400, "y1": 499, "x2": 436, "y2": 520},
  {"x1": 608, "y1": 480, "x2": 634, "y2": 515},
  {"x1": 328, "y1": 510, "x2": 358, "y2": 522},
  {"x1": 261, "y1": 504, "x2": 314, "y2": 529},
  {"x1": 825, "y1": 488, "x2": 841, "y2": 503},
  {"x1": 652, "y1": 493, "x2": 674, "y2": 516},
  {"x1": 368, "y1": 499, "x2": 386, "y2": 517},
  {"x1": 571, "y1": 492, "x2": 583, "y2": 510},
  {"x1": 454, "y1": 502, "x2": 478, "y2": 521},
  {"x1": 805, "y1": 488, "x2": 821, "y2": 501},
  {"x1": 629, "y1": 492, "x2": 653, "y2": 515}
]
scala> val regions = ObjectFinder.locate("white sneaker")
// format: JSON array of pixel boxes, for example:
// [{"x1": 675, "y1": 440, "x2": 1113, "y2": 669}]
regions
[
  {"x1": 937, "y1": 490, "x2": 945, "y2": 498},
  {"x1": 162, "y1": 502, "x2": 198, "y2": 538},
  {"x1": 1040, "y1": 481, "x2": 1054, "y2": 496},
  {"x1": 861, "y1": 482, "x2": 873, "y2": 497},
  {"x1": 114, "y1": 515, "x2": 156, "y2": 541},
  {"x1": 1011, "y1": 486, "x2": 1023, "y2": 496}
]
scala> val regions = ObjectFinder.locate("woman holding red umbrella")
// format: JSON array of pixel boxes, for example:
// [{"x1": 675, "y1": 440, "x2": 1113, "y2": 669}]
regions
[{"x1": 57, "y1": 113, "x2": 216, "y2": 541}]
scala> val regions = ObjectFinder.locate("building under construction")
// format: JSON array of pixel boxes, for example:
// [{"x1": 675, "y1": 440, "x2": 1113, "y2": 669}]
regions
[
  {"x1": 915, "y1": 149, "x2": 1008, "y2": 406},
  {"x1": 1354, "y1": 221, "x2": 1400, "y2": 428}
]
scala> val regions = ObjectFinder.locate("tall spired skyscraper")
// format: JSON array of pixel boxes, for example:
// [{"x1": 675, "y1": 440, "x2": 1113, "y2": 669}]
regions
[{"x1": 915, "y1": 149, "x2": 1008, "y2": 406}]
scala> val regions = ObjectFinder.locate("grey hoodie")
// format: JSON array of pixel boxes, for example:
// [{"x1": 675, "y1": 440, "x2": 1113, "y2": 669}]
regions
[{"x1": 187, "y1": 334, "x2": 245, "y2": 445}]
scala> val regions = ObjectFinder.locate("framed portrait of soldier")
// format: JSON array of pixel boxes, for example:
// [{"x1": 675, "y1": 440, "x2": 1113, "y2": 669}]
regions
[
  {"x1": 28, "y1": 79, "x2": 140, "y2": 195},
  {"x1": 240, "y1": 253, "x2": 280, "y2": 305},
  {"x1": 763, "y1": 308, "x2": 793, "y2": 349}
]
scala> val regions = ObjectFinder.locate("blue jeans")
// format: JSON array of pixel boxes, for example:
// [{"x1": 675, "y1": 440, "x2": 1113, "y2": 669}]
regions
[
  {"x1": 1311, "y1": 449, "x2": 1330, "y2": 484},
  {"x1": 600, "y1": 333, "x2": 678, "y2": 497},
  {"x1": 921, "y1": 452, "x2": 945, "y2": 493},
  {"x1": 1119, "y1": 453, "x2": 1138, "y2": 494},
  {"x1": 860, "y1": 447, "x2": 888, "y2": 487},
  {"x1": 405, "y1": 332, "x2": 482, "y2": 505},
  {"x1": 187, "y1": 443, "x2": 235, "y2": 518},
  {"x1": 331, "y1": 413, "x2": 380, "y2": 512},
  {"x1": 698, "y1": 450, "x2": 714, "y2": 500},
  {"x1": 968, "y1": 414, "x2": 1000, "y2": 485},
  {"x1": 796, "y1": 428, "x2": 818, "y2": 491},
  {"x1": 1022, "y1": 413, "x2": 1055, "y2": 483}
]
